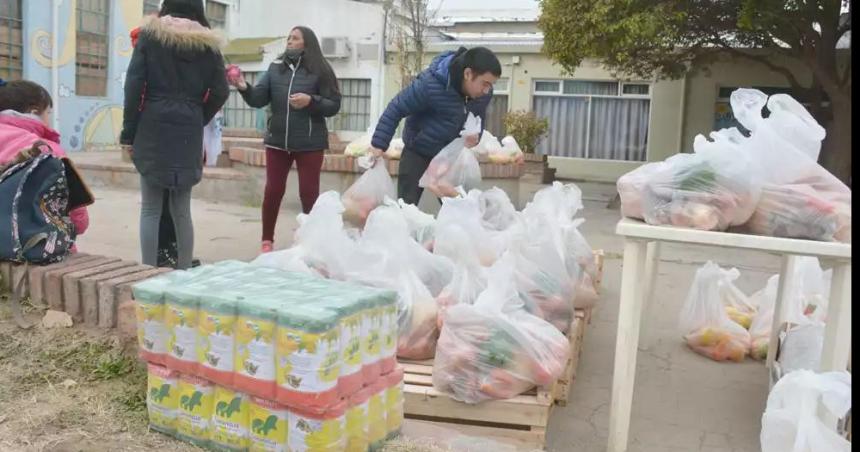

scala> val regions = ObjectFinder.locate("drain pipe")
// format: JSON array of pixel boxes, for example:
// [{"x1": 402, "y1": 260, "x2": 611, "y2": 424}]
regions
[{"x1": 51, "y1": 0, "x2": 60, "y2": 131}]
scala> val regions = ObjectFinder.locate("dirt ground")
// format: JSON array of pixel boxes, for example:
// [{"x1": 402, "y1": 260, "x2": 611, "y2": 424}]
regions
[
  {"x1": 0, "y1": 293, "x2": 460, "y2": 452},
  {"x1": 0, "y1": 295, "x2": 200, "y2": 452}
]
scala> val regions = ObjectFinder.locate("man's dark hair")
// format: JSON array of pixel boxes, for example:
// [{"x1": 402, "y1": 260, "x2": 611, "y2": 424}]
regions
[
  {"x1": 159, "y1": 0, "x2": 211, "y2": 28},
  {"x1": 0, "y1": 80, "x2": 53, "y2": 115},
  {"x1": 460, "y1": 47, "x2": 502, "y2": 77}
]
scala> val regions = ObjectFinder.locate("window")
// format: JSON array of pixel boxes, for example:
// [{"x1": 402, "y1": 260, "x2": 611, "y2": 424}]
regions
[
  {"x1": 0, "y1": 0, "x2": 22, "y2": 81},
  {"x1": 224, "y1": 72, "x2": 266, "y2": 130},
  {"x1": 143, "y1": 0, "x2": 161, "y2": 15},
  {"x1": 533, "y1": 80, "x2": 651, "y2": 161},
  {"x1": 493, "y1": 77, "x2": 510, "y2": 94},
  {"x1": 206, "y1": 1, "x2": 227, "y2": 29},
  {"x1": 76, "y1": 0, "x2": 110, "y2": 97},
  {"x1": 327, "y1": 79, "x2": 371, "y2": 132},
  {"x1": 486, "y1": 77, "x2": 510, "y2": 136},
  {"x1": 534, "y1": 81, "x2": 560, "y2": 93}
]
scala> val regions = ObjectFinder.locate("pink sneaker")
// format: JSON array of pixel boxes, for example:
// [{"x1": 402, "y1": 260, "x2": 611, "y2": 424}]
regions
[{"x1": 261, "y1": 241, "x2": 274, "y2": 253}]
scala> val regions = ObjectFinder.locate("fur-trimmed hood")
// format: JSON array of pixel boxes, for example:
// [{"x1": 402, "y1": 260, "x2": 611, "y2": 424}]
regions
[{"x1": 140, "y1": 15, "x2": 224, "y2": 51}]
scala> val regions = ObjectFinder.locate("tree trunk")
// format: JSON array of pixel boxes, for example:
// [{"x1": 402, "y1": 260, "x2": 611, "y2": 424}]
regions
[{"x1": 818, "y1": 97, "x2": 852, "y2": 187}]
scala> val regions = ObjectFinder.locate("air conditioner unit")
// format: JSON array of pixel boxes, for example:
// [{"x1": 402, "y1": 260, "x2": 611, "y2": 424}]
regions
[{"x1": 321, "y1": 37, "x2": 351, "y2": 59}]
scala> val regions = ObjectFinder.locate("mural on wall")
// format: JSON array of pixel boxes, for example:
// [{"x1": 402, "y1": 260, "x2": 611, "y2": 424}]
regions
[{"x1": 24, "y1": 0, "x2": 144, "y2": 151}]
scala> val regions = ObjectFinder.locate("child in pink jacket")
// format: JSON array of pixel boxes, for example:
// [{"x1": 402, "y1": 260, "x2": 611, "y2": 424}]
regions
[{"x1": 0, "y1": 79, "x2": 89, "y2": 246}]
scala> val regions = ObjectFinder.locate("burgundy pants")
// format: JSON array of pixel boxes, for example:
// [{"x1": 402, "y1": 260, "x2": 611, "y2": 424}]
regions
[{"x1": 262, "y1": 147, "x2": 325, "y2": 242}]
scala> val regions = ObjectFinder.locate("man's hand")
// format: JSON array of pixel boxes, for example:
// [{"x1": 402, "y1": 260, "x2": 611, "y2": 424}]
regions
[
  {"x1": 370, "y1": 147, "x2": 386, "y2": 159},
  {"x1": 464, "y1": 134, "x2": 479, "y2": 149},
  {"x1": 121, "y1": 144, "x2": 133, "y2": 156},
  {"x1": 289, "y1": 93, "x2": 312, "y2": 109}
]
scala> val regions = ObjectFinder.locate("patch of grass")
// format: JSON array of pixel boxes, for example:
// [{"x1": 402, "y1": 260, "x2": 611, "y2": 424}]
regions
[{"x1": 113, "y1": 358, "x2": 148, "y2": 417}]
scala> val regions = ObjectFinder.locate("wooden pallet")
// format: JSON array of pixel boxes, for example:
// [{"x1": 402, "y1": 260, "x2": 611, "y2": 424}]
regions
[{"x1": 399, "y1": 310, "x2": 587, "y2": 450}]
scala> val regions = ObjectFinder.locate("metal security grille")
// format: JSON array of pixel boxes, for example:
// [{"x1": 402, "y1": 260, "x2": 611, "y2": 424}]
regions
[
  {"x1": 143, "y1": 0, "x2": 161, "y2": 15},
  {"x1": 206, "y1": 1, "x2": 227, "y2": 29},
  {"x1": 0, "y1": 0, "x2": 22, "y2": 81},
  {"x1": 224, "y1": 72, "x2": 266, "y2": 130},
  {"x1": 327, "y1": 78, "x2": 371, "y2": 132},
  {"x1": 76, "y1": 0, "x2": 110, "y2": 97}
]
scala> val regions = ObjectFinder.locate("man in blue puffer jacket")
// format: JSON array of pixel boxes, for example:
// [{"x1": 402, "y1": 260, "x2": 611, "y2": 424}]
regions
[{"x1": 370, "y1": 47, "x2": 501, "y2": 205}]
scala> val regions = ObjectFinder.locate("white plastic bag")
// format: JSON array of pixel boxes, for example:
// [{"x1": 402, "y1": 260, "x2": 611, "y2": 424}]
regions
[
  {"x1": 292, "y1": 191, "x2": 358, "y2": 280},
  {"x1": 434, "y1": 223, "x2": 487, "y2": 329},
  {"x1": 679, "y1": 262, "x2": 751, "y2": 362},
  {"x1": 745, "y1": 183, "x2": 846, "y2": 242},
  {"x1": 510, "y1": 224, "x2": 576, "y2": 334},
  {"x1": 419, "y1": 113, "x2": 483, "y2": 198},
  {"x1": 436, "y1": 195, "x2": 500, "y2": 267},
  {"x1": 419, "y1": 139, "x2": 482, "y2": 198},
  {"x1": 344, "y1": 131, "x2": 373, "y2": 157},
  {"x1": 476, "y1": 187, "x2": 519, "y2": 232},
  {"x1": 760, "y1": 370, "x2": 852, "y2": 452},
  {"x1": 486, "y1": 135, "x2": 524, "y2": 164},
  {"x1": 617, "y1": 161, "x2": 670, "y2": 220},
  {"x1": 251, "y1": 245, "x2": 318, "y2": 276},
  {"x1": 386, "y1": 138, "x2": 405, "y2": 160},
  {"x1": 639, "y1": 147, "x2": 762, "y2": 231},
  {"x1": 342, "y1": 156, "x2": 396, "y2": 227},
  {"x1": 395, "y1": 270, "x2": 440, "y2": 360},
  {"x1": 433, "y1": 253, "x2": 571, "y2": 403},
  {"x1": 731, "y1": 89, "x2": 851, "y2": 243},
  {"x1": 749, "y1": 275, "x2": 778, "y2": 360},
  {"x1": 778, "y1": 323, "x2": 825, "y2": 375},
  {"x1": 718, "y1": 267, "x2": 757, "y2": 329},
  {"x1": 391, "y1": 198, "x2": 436, "y2": 251},
  {"x1": 355, "y1": 205, "x2": 453, "y2": 297}
]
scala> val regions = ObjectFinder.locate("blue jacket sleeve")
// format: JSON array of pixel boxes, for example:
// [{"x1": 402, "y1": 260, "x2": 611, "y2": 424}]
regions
[{"x1": 371, "y1": 77, "x2": 430, "y2": 150}]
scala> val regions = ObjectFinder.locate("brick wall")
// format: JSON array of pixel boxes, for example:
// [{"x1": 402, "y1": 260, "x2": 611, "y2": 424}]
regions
[{"x1": 0, "y1": 255, "x2": 171, "y2": 336}]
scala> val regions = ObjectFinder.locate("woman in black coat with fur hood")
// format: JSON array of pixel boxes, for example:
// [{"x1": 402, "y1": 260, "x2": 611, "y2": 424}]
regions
[{"x1": 121, "y1": 0, "x2": 229, "y2": 269}]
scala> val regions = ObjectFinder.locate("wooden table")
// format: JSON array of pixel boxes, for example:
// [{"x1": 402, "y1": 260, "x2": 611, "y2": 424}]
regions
[{"x1": 608, "y1": 218, "x2": 852, "y2": 452}]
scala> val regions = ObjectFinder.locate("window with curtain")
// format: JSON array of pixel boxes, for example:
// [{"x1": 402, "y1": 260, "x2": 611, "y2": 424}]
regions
[
  {"x1": 533, "y1": 80, "x2": 651, "y2": 161},
  {"x1": 327, "y1": 78, "x2": 371, "y2": 132},
  {"x1": 76, "y1": 0, "x2": 110, "y2": 97},
  {"x1": 485, "y1": 77, "x2": 510, "y2": 136},
  {"x1": 206, "y1": 1, "x2": 227, "y2": 29},
  {"x1": 0, "y1": 0, "x2": 23, "y2": 81},
  {"x1": 143, "y1": 0, "x2": 160, "y2": 15}
]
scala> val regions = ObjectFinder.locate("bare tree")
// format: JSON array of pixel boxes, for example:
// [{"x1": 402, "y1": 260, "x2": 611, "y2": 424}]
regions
[{"x1": 386, "y1": 0, "x2": 432, "y2": 88}]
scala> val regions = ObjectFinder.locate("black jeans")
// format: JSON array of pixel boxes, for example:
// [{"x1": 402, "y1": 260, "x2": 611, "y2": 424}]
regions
[{"x1": 397, "y1": 150, "x2": 432, "y2": 206}]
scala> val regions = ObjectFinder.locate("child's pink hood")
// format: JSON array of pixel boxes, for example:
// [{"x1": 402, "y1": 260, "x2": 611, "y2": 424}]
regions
[{"x1": 0, "y1": 112, "x2": 65, "y2": 165}]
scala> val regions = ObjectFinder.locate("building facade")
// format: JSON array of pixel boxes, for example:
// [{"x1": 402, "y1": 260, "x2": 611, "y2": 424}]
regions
[
  {"x1": 0, "y1": 0, "x2": 230, "y2": 152},
  {"x1": 222, "y1": 0, "x2": 386, "y2": 142},
  {"x1": 381, "y1": 6, "x2": 831, "y2": 181}
]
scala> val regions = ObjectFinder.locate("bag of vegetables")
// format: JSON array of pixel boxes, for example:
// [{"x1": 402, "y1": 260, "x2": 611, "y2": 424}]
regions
[
  {"x1": 395, "y1": 270, "x2": 440, "y2": 360},
  {"x1": 419, "y1": 113, "x2": 483, "y2": 198},
  {"x1": 344, "y1": 133, "x2": 373, "y2": 157},
  {"x1": 475, "y1": 187, "x2": 519, "y2": 232},
  {"x1": 433, "y1": 223, "x2": 488, "y2": 329},
  {"x1": 433, "y1": 253, "x2": 571, "y2": 404},
  {"x1": 639, "y1": 145, "x2": 762, "y2": 232},
  {"x1": 436, "y1": 195, "x2": 502, "y2": 267},
  {"x1": 292, "y1": 191, "x2": 358, "y2": 280},
  {"x1": 342, "y1": 156, "x2": 396, "y2": 227},
  {"x1": 731, "y1": 89, "x2": 851, "y2": 242},
  {"x1": 391, "y1": 199, "x2": 436, "y2": 251},
  {"x1": 679, "y1": 261, "x2": 751, "y2": 362}
]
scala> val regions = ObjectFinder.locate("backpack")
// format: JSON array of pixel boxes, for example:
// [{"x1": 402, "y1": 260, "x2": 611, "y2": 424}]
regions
[{"x1": 0, "y1": 143, "x2": 90, "y2": 264}]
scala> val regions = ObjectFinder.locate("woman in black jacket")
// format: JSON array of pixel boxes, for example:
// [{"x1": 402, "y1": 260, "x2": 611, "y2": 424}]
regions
[
  {"x1": 121, "y1": 0, "x2": 229, "y2": 269},
  {"x1": 229, "y1": 26, "x2": 342, "y2": 253}
]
